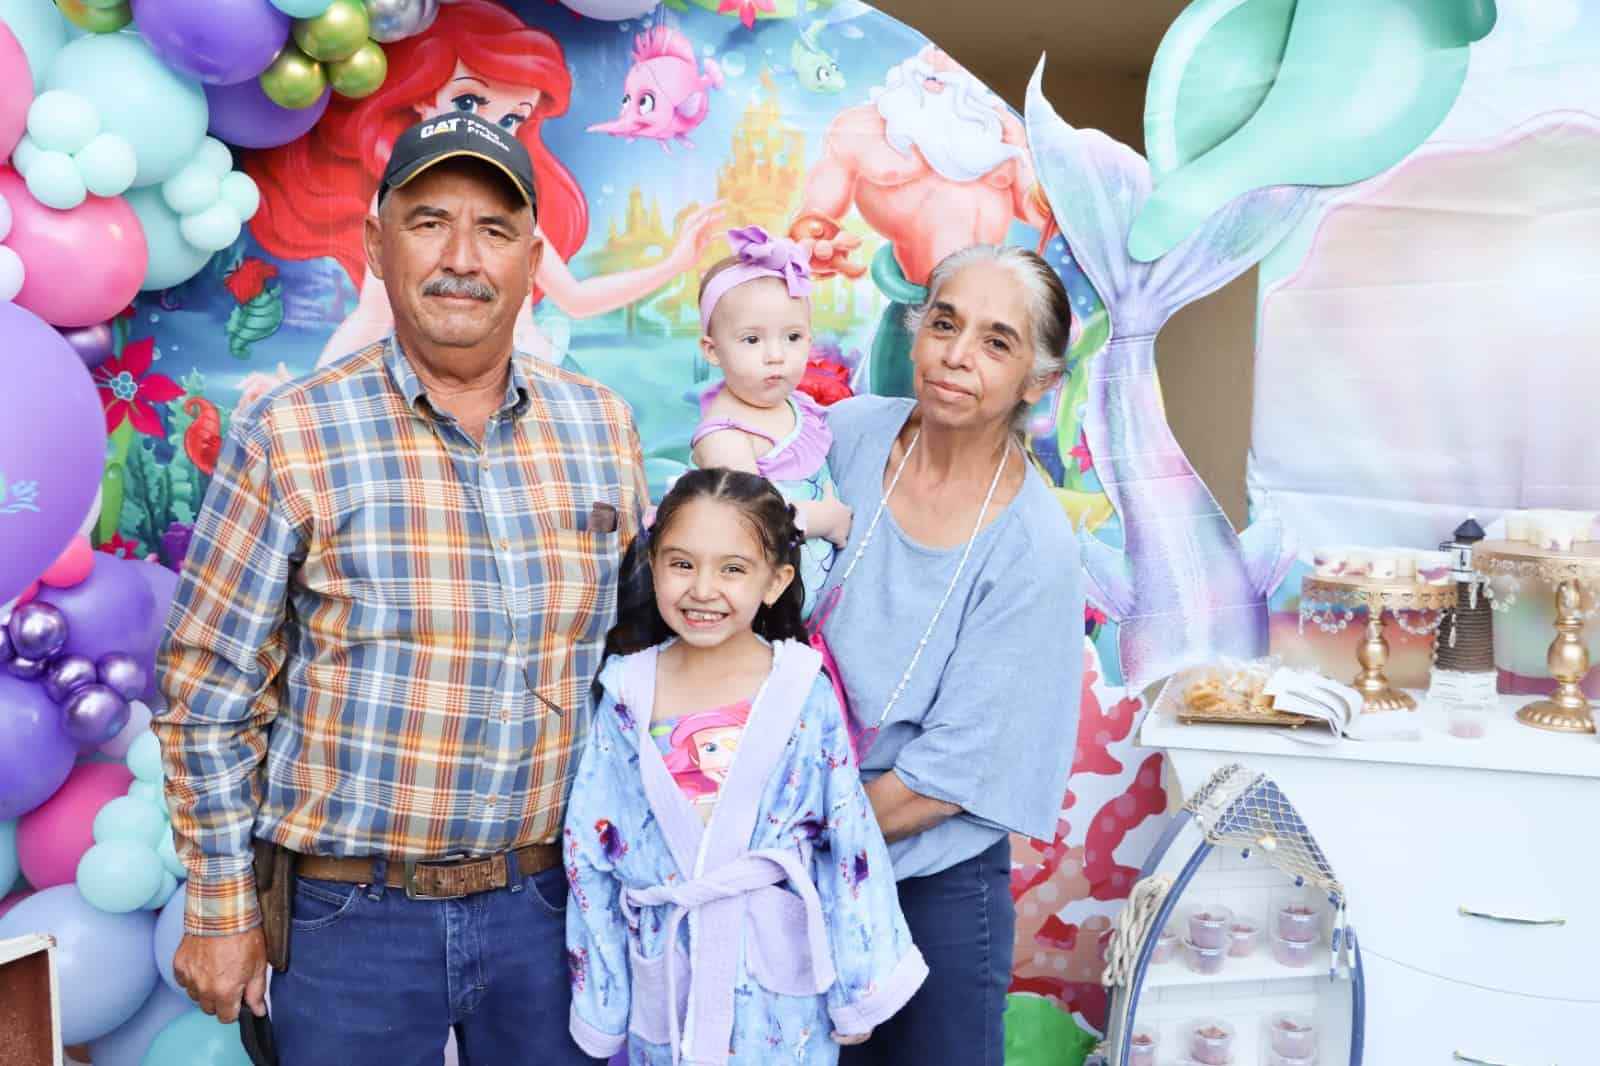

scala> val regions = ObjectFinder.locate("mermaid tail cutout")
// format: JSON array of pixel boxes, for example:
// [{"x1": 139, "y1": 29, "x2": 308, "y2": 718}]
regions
[
  {"x1": 1130, "y1": 0, "x2": 1496, "y2": 261},
  {"x1": 1025, "y1": 55, "x2": 1311, "y2": 688}
]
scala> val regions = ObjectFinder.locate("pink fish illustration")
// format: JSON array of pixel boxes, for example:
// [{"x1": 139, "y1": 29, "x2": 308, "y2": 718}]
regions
[{"x1": 587, "y1": 26, "x2": 722, "y2": 151}]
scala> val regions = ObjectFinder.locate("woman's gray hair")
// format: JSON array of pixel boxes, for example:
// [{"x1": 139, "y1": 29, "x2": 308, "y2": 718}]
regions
[{"x1": 904, "y1": 244, "x2": 1075, "y2": 387}]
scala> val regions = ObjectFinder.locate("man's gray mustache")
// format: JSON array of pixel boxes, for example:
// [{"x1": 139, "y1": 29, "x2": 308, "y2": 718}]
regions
[{"x1": 422, "y1": 276, "x2": 495, "y2": 301}]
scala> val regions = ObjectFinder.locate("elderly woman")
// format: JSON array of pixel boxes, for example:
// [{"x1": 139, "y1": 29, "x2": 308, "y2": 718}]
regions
[{"x1": 822, "y1": 244, "x2": 1084, "y2": 1066}]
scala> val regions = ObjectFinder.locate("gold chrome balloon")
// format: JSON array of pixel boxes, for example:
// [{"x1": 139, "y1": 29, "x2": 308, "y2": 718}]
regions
[
  {"x1": 260, "y1": 44, "x2": 329, "y2": 110},
  {"x1": 327, "y1": 40, "x2": 387, "y2": 99},
  {"x1": 292, "y1": 0, "x2": 371, "y2": 63}
]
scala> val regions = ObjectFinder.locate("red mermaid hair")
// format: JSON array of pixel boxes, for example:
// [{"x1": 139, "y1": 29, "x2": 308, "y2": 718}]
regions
[{"x1": 245, "y1": 0, "x2": 587, "y2": 300}]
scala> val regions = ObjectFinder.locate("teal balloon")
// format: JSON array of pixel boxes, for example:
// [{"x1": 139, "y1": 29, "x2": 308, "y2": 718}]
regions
[
  {"x1": 10, "y1": 131, "x2": 42, "y2": 173},
  {"x1": 77, "y1": 839, "x2": 164, "y2": 913},
  {"x1": 126, "y1": 730, "x2": 163, "y2": 783},
  {"x1": 268, "y1": 0, "x2": 332, "y2": 16},
  {"x1": 0, "y1": 819, "x2": 17, "y2": 897},
  {"x1": 24, "y1": 148, "x2": 87, "y2": 208},
  {"x1": 44, "y1": 32, "x2": 208, "y2": 188},
  {"x1": 142, "y1": 1009, "x2": 254, "y2": 1066},
  {"x1": 126, "y1": 777, "x2": 169, "y2": 808},
  {"x1": 141, "y1": 869, "x2": 177, "y2": 910},
  {"x1": 0, "y1": 0, "x2": 68, "y2": 91},
  {"x1": 27, "y1": 88, "x2": 99, "y2": 153},
  {"x1": 161, "y1": 166, "x2": 220, "y2": 216},
  {"x1": 1131, "y1": 0, "x2": 1498, "y2": 261},
  {"x1": 156, "y1": 830, "x2": 184, "y2": 879},
  {"x1": 75, "y1": 132, "x2": 137, "y2": 196},
  {"x1": 194, "y1": 136, "x2": 232, "y2": 176},
  {"x1": 93, "y1": 795, "x2": 166, "y2": 847},
  {"x1": 218, "y1": 170, "x2": 259, "y2": 220},
  {"x1": 179, "y1": 201, "x2": 241, "y2": 253}
]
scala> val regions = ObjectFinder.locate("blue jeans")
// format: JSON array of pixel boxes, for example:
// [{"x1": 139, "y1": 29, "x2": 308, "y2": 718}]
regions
[
  {"x1": 270, "y1": 859, "x2": 597, "y2": 1065},
  {"x1": 839, "y1": 837, "x2": 1014, "y2": 1066}
]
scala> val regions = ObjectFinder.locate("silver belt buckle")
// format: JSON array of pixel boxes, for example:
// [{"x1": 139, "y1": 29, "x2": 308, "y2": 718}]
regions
[{"x1": 404, "y1": 854, "x2": 471, "y2": 901}]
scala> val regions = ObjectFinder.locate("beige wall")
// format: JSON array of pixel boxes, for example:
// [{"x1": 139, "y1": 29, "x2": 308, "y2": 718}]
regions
[{"x1": 873, "y1": 1, "x2": 1257, "y2": 527}]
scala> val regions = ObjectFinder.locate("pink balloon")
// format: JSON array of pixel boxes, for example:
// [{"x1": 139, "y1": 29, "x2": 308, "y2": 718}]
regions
[
  {"x1": 0, "y1": 25, "x2": 27, "y2": 161},
  {"x1": 16, "y1": 761, "x2": 134, "y2": 889},
  {"x1": 41, "y1": 536, "x2": 96, "y2": 589},
  {"x1": 0, "y1": 166, "x2": 149, "y2": 328},
  {"x1": 0, "y1": 890, "x2": 33, "y2": 920}
]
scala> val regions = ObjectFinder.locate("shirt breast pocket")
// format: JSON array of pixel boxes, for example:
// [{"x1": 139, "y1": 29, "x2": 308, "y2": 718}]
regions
[{"x1": 541, "y1": 522, "x2": 621, "y2": 644}]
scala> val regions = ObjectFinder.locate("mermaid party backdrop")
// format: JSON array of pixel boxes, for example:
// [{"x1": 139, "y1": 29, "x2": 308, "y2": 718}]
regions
[{"x1": 9, "y1": 0, "x2": 1600, "y2": 1060}]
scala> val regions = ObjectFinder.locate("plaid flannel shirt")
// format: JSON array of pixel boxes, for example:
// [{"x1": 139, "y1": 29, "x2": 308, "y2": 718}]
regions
[{"x1": 154, "y1": 338, "x2": 647, "y2": 935}]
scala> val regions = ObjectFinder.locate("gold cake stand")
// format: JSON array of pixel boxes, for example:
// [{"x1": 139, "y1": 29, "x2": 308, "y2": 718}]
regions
[
  {"x1": 1300, "y1": 575, "x2": 1456, "y2": 712},
  {"x1": 1473, "y1": 540, "x2": 1600, "y2": 734}
]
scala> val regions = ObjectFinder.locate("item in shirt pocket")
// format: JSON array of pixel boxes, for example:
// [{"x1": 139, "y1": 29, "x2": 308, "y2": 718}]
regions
[{"x1": 584, "y1": 501, "x2": 619, "y2": 533}]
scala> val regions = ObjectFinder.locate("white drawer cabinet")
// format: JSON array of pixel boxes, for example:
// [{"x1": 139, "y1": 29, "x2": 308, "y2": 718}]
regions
[
  {"x1": 1142, "y1": 696, "x2": 1600, "y2": 1063},
  {"x1": 1359, "y1": 951, "x2": 1592, "y2": 1066}
]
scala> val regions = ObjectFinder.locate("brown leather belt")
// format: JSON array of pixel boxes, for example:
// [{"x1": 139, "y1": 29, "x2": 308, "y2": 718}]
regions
[{"x1": 297, "y1": 843, "x2": 561, "y2": 901}]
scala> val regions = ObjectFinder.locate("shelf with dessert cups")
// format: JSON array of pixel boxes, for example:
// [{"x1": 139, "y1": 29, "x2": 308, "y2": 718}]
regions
[
  {"x1": 1472, "y1": 537, "x2": 1600, "y2": 735},
  {"x1": 1142, "y1": 937, "x2": 1334, "y2": 990}
]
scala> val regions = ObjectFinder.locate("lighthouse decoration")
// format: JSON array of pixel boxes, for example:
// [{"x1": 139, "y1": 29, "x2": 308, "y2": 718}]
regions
[{"x1": 1428, "y1": 515, "x2": 1496, "y2": 706}]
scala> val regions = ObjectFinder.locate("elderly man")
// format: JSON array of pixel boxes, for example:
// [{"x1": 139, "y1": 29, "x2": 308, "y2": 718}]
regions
[{"x1": 153, "y1": 113, "x2": 647, "y2": 1064}]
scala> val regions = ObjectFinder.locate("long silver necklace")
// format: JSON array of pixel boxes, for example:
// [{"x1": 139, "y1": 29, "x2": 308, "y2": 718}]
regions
[{"x1": 836, "y1": 428, "x2": 1012, "y2": 742}]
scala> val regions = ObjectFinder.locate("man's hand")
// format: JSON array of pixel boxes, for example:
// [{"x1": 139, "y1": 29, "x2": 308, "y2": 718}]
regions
[
  {"x1": 832, "y1": 1029, "x2": 872, "y2": 1046},
  {"x1": 173, "y1": 928, "x2": 269, "y2": 1024},
  {"x1": 790, "y1": 213, "x2": 865, "y2": 280}
]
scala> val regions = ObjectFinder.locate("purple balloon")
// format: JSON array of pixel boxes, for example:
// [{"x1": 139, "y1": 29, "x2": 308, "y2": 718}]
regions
[
  {"x1": 62, "y1": 684, "x2": 131, "y2": 746},
  {"x1": 0, "y1": 886, "x2": 159, "y2": 1044},
  {"x1": 57, "y1": 323, "x2": 117, "y2": 370},
  {"x1": 0, "y1": 673, "x2": 77, "y2": 818},
  {"x1": 7, "y1": 655, "x2": 47, "y2": 680},
  {"x1": 131, "y1": 0, "x2": 291, "y2": 86},
  {"x1": 205, "y1": 76, "x2": 331, "y2": 149},
  {"x1": 98, "y1": 652, "x2": 149, "y2": 701},
  {"x1": 35, "y1": 555, "x2": 161, "y2": 664},
  {"x1": 0, "y1": 625, "x2": 12, "y2": 664},
  {"x1": 9, "y1": 601, "x2": 69, "y2": 659},
  {"x1": 45, "y1": 653, "x2": 99, "y2": 704},
  {"x1": 0, "y1": 304, "x2": 107, "y2": 607}
]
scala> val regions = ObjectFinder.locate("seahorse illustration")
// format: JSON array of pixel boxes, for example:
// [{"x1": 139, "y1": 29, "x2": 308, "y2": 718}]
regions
[{"x1": 182, "y1": 397, "x2": 222, "y2": 476}]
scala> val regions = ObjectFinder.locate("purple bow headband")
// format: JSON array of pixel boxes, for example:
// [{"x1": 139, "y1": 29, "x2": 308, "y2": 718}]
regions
[{"x1": 698, "y1": 225, "x2": 812, "y2": 332}]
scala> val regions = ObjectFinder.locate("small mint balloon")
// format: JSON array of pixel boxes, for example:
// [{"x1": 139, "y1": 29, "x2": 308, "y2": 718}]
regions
[
  {"x1": 93, "y1": 795, "x2": 167, "y2": 847},
  {"x1": 27, "y1": 89, "x2": 100, "y2": 153},
  {"x1": 127, "y1": 730, "x2": 164, "y2": 783},
  {"x1": 195, "y1": 136, "x2": 233, "y2": 176},
  {"x1": 77, "y1": 839, "x2": 164, "y2": 913},
  {"x1": 157, "y1": 829, "x2": 186, "y2": 878},
  {"x1": 10, "y1": 133, "x2": 43, "y2": 175},
  {"x1": 179, "y1": 201, "x2": 242, "y2": 252},
  {"x1": 270, "y1": 0, "x2": 334, "y2": 16},
  {"x1": 25, "y1": 149, "x2": 87, "y2": 209},
  {"x1": 75, "y1": 132, "x2": 137, "y2": 197},
  {"x1": 218, "y1": 171, "x2": 260, "y2": 221},
  {"x1": 162, "y1": 165, "x2": 221, "y2": 216},
  {"x1": 142, "y1": 869, "x2": 178, "y2": 910},
  {"x1": 128, "y1": 780, "x2": 165, "y2": 809}
]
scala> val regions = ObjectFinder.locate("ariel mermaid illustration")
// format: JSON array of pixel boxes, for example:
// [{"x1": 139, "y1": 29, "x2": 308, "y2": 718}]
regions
[{"x1": 244, "y1": 0, "x2": 722, "y2": 384}]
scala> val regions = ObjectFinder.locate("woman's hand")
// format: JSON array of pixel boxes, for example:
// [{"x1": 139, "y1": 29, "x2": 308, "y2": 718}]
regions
[
  {"x1": 798, "y1": 484, "x2": 852, "y2": 548},
  {"x1": 832, "y1": 1029, "x2": 872, "y2": 1046}
]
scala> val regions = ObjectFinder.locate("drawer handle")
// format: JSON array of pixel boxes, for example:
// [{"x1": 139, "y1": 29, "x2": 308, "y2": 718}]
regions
[
  {"x1": 1453, "y1": 1054, "x2": 1524, "y2": 1066},
  {"x1": 1458, "y1": 906, "x2": 1567, "y2": 927}
]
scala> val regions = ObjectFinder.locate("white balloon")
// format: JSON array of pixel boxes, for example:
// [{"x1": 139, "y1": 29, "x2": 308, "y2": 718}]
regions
[
  {"x1": 557, "y1": 0, "x2": 659, "y2": 19},
  {"x1": 77, "y1": 484, "x2": 103, "y2": 539},
  {"x1": 0, "y1": 190, "x2": 11, "y2": 241},
  {"x1": 0, "y1": 245, "x2": 23, "y2": 303},
  {"x1": 100, "y1": 699, "x2": 154, "y2": 760}
]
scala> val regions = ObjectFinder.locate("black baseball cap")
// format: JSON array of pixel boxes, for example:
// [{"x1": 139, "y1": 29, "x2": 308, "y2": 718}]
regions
[{"x1": 380, "y1": 113, "x2": 538, "y2": 215}]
